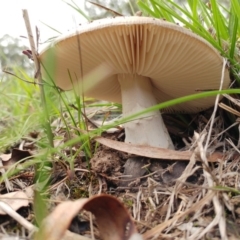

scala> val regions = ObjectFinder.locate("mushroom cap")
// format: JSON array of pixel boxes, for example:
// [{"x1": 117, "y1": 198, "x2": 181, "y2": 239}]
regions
[{"x1": 40, "y1": 16, "x2": 230, "y2": 113}]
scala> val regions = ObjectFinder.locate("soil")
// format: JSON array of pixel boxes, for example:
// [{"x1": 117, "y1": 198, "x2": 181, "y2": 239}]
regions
[{"x1": 90, "y1": 148, "x2": 122, "y2": 174}]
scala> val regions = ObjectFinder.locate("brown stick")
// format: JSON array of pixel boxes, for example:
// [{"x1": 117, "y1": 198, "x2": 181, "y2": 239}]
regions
[
  {"x1": 22, "y1": 10, "x2": 40, "y2": 80},
  {"x1": 22, "y1": 9, "x2": 54, "y2": 148}
]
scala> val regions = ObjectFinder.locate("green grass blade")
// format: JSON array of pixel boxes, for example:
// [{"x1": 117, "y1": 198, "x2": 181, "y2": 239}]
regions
[
  {"x1": 142, "y1": 0, "x2": 217, "y2": 43},
  {"x1": 231, "y1": 0, "x2": 240, "y2": 21},
  {"x1": 40, "y1": 21, "x2": 62, "y2": 35},
  {"x1": 198, "y1": 1, "x2": 214, "y2": 28},
  {"x1": 64, "y1": 88, "x2": 240, "y2": 149},
  {"x1": 187, "y1": 0, "x2": 198, "y2": 28},
  {"x1": 210, "y1": 0, "x2": 228, "y2": 42},
  {"x1": 229, "y1": 6, "x2": 239, "y2": 59},
  {"x1": 63, "y1": 0, "x2": 91, "y2": 21},
  {"x1": 138, "y1": 0, "x2": 160, "y2": 17}
]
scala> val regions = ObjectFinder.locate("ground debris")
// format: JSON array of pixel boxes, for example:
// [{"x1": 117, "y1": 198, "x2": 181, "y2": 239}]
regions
[{"x1": 90, "y1": 148, "x2": 122, "y2": 174}]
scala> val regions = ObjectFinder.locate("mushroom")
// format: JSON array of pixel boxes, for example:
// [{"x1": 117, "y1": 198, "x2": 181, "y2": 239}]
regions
[{"x1": 40, "y1": 17, "x2": 230, "y2": 180}]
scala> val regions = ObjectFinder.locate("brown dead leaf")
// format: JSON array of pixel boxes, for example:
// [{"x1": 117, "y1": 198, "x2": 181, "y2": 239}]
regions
[
  {"x1": 0, "y1": 148, "x2": 32, "y2": 167},
  {"x1": 0, "y1": 191, "x2": 29, "y2": 215},
  {"x1": 0, "y1": 153, "x2": 11, "y2": 161},
  {"x1": 94, "y1": 136, "x2": 226, "y2": 162},
  {"x1": 36, "y1": 194, "x2": 140, "y2": 240}
]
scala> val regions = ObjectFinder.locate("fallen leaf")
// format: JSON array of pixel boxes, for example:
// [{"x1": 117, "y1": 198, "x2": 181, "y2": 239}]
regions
[
  {"x1": 94, "y1": 137, "x2": 227, "y2": 162},
  {"x1": 0, "y1": 191, "x2": 29, "y2": 215},
  {"x1": 0, "y1": 148, "x2": 32, "y2": 167},
  {"x1": 36, "y1": 194, "x2": 140, "y2": 240},
  {"x1": 0, "y1": 153, "x2": 11, "y2": 161}
]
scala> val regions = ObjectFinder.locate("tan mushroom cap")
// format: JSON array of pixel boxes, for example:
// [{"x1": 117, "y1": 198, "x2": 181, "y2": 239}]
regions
[{"x1": 40, "y1": 16, "x2": 230, "y2": 113}]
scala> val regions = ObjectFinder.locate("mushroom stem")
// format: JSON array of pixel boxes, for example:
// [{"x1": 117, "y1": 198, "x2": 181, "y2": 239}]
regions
[{"x1": 118, "y1": 74, "x2": 174, "y2": 149}]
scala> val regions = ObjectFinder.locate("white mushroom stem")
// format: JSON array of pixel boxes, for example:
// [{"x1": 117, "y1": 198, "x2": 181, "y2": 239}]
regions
[{"x1": 118, "y1": 74, "x2": 174, "y2": 149}]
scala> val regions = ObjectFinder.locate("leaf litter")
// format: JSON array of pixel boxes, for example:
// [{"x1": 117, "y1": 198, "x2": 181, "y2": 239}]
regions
[{"x1": 1, "y1": 96, "x2": 240, "y2": 240}]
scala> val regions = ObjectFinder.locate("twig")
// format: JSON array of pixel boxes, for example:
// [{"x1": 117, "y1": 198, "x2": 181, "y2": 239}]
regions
[
  {"x1": 22, "y1": 9, "x2": 54, "y2": 148},
  {"x1": 0, "y1": 201, "x2": 37, "y2": 232},
  {"x1": 2, "y1": 70, "x2": 43, "y2": 85},
  {"x1": 89, "y1": 213, "x2": 95, "y2": 240},
  {"x1": 22, "y1": 10, "x2": 40, "y2": 80},
  {"x1": 87, "y1": 1, "x2": 123, "y2": 16},
  {"x1": 204, "y1": 58, "x2": 228, "y2": 152},
  {"x1": 197, "y1": 134, "x2": 228, "y2": 240}
]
